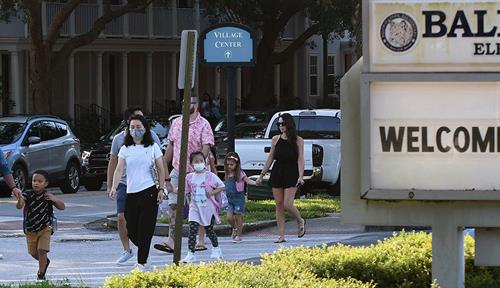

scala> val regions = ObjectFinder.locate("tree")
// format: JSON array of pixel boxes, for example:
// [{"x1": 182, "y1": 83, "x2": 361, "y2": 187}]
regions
[
  {"x1": 0, "y1": 0, "x2": 167, "y2": 114},
  {"x1": 205, "y1": 0, "x2": 357, "y2": 109}
]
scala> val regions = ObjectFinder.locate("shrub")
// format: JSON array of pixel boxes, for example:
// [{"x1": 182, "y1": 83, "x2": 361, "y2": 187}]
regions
[{"x1": 104, "y1": 262, "x2": 374, "y2": 288}]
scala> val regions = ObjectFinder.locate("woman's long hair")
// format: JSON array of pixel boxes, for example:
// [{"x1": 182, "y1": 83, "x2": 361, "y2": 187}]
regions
[
  {"x1": 224, "y1": 152, "x2": 242, "y2": 181},
  {"x1": 280, "y1": 113, "x2": 298, "y2": 156},
  {"x1": 123, "y1": 114, "x2": 154, "y2": 147}
]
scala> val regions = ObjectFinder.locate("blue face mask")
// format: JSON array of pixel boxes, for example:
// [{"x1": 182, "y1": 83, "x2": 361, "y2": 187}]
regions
[{"x1": 130, "y1": 128, "x2": 145, "y2": 139}]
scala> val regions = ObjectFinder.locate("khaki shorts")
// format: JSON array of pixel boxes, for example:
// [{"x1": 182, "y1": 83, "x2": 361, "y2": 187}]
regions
[
  {"x1": 26, "y1": 226, "x2": 52, "y2": 256},
  {"x1": 167, "y1": 169, "x2": 179, "y2": 207}
]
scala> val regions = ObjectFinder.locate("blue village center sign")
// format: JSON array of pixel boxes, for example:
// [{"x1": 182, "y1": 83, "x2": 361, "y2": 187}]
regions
[{"x1": 200, "y1": 23, "x2": 255, "y2": 66}]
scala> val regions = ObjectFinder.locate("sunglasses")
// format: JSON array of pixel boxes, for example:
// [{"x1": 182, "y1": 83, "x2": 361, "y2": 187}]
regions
[{"x1": 277, "y1": 122, "x2": 285, "y2": 127}]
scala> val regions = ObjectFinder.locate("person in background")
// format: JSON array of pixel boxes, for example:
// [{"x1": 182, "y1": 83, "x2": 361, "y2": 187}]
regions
[
  {"x1": 223, "y1": 152, "x2": 259, "y2": 243},
  {"x1": 155, "y1": 96, "x2": 214, "y2": 254},
  {"x1": 1, "y1": 147, "x2": 23, "y2": 260},
  {"x1": 257, "y1": 113, "x2": 306, "y2": 243},
  {"x1": 182, "y1": 151, "x2": 225, "y2": 263},
  {"x1": 201, "y1": 92, "x2": 216, "y2": 128},
  {"x1": 110, "y1": 114, "x2": 166, "y2": 272},
  {"x1": 106, "y1": 107, "x2": 164, "y2": 265},
  {"x1": 13, "y1": 170, "x2": 65, "y2": 280}
]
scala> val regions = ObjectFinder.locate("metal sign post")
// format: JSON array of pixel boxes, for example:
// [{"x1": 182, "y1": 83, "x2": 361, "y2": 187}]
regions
[
  {"x1": 200, "y1": 23, "x2": 255, "y2": 153},
  {"x1": 173, "y1": 30, "x2": 197, "y2": 265}
]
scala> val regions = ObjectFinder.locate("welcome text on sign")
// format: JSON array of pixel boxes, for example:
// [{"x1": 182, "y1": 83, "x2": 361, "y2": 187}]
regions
[{"x1": 379, "y1": 126, "x2": 500, "y2": 153}]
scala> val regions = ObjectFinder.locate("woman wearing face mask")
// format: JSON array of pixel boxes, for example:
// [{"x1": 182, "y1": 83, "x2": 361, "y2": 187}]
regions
[{"x1": 110, "y1": 114, "x2": 165, "y2": 271}]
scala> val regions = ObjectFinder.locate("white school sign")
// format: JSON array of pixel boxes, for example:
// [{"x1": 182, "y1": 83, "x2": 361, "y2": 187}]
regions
[
  {"x1": 342, "y1": 0, "x2": 500, "y2": 287},
  {"x1": 369, "y1": 0, "x2": 500, "y2": 72}
]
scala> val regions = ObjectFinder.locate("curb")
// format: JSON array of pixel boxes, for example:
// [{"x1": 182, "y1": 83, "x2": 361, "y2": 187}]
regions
[{"x1": 106, "y1": 217, "x2": 277, "y2": 237}]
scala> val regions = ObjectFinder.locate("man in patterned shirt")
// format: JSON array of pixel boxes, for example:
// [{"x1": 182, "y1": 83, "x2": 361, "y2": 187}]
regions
[
  {"x1": 154, "y1": 96, "x2": 214, "y2": 253},
  {"x1": 13, "y1": 170, "x2": 65, "y2": 280}
]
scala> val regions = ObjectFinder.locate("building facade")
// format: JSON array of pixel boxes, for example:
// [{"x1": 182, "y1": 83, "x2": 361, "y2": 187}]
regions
[{"x1": 0, "y1": 0, "x2": 357, "y2": 129}]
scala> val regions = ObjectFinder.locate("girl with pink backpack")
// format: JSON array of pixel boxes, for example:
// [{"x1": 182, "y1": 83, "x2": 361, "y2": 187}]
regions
[{"x1": 182, "y1": 151, "x2": 225, "y2": 263}]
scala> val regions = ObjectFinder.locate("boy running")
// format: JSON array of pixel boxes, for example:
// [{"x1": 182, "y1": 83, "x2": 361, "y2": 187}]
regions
[{"x1": 12, "y1": 170, "x2": 65, "y2": 280}]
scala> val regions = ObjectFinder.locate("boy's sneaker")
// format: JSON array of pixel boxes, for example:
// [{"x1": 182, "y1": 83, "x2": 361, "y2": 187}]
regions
[
  {"x1": 132, "y1": 263, "x2": 151, "y2": 272},
  {"x1": 181, "y1": 251, "x2": 197, "y2": 263},
  {"x1": 37, "y1": 272, "x2": 46, "y2": 280},
  {"x1": 233, "y1": 235, "x2": 242, "y2": 243},
  {"x1": 210, "y1": 246, "x2": 223, "y2": 260},
  {"x1": 116, "y1": 249, "x2": 134, "y2": 265}
]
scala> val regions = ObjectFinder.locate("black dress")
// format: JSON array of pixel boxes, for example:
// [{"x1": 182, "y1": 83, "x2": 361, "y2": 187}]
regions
[{"x1": 269, "y1": 137, "x2": 299, "y2": 189}]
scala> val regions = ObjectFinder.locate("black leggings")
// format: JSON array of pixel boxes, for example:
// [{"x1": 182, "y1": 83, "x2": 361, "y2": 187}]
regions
[
  {"x1": 125, "y1": 186, "x2": 158, "y2": 264},
  {"x1": 188, "y1": 219, "x2": 218, "y2": 253}
]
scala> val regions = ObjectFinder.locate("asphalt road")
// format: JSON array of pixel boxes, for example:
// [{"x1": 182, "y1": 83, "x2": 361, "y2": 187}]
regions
[{"x1": 0, "y1": 188, "x2": 394, "y2": 287}]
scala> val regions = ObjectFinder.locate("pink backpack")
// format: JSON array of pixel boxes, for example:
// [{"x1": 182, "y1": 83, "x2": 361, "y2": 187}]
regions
[{"x1": 186, "y1": 171, "x2": 228, "y2": 224}]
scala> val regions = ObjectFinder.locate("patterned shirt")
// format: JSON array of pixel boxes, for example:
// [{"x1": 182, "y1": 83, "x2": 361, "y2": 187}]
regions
[
  {"x1": 168, "y1": 114, "x2": 214, "y2": 172},
  {"x1": 23, "y1": 191, "x2": 53, "y2": 233}
]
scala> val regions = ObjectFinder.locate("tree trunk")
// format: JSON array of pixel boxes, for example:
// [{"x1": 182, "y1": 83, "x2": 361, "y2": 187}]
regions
[
  {"x1": 248, "y1": 36, "x2": 276, "y2": 109},
  {"x1": 31, "y1": 48, "x2": 51, "y2": 114},
  {"x1": 322, "y1": 33, "x2": 328, "y2": 107}
]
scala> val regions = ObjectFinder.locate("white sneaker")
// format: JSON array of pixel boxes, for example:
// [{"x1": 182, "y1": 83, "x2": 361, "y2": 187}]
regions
[
  {"x1": 0, "y1": 254, "x2": 3, "y2": 260},
  {"x1": 181, "y1": 251, "x2": 197, "y2": 263},
  {"x1": 210, "y1": 246, "x2": 223, "y2": 260},
  {"x1": 233, "y1": 235, "x2": 242, "y2": 243},
  {"x1": 116, "y1": 249, "x2": 134, "y2": 265},
  {"x1": 132, "y1": 263, "x2": 151, "y2": 272}
]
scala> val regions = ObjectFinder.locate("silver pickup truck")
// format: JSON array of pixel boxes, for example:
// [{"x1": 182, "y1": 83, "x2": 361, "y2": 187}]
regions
[{"x1": 234, "y1": 109, "x2": 341, "y2": 194}]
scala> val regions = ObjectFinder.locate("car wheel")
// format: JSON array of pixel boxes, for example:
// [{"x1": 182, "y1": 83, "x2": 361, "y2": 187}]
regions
[
  {"x1": 12, "y1": 164, "x2": 28, "y2": 192},
  {"x1": 60, "y1": 161, "x2": 80, "y2": 194},
  {"x1": 84, "y1": 179, "x2": 104, "y2": 191}
]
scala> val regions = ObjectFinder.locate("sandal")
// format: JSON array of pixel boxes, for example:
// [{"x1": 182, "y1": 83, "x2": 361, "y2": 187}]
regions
[
  {"x1": 298, "y1": 219, "x2": 306, "y2": 238},
  {"x1": 195, "y1": 244, "x2": 208, "y2": 251},
  {"x1": 274, "y1": 236, "x2": 287, "y2": 243},
  {"x1": 154, "y1": 243, "x2": 174, "y2": 253}
]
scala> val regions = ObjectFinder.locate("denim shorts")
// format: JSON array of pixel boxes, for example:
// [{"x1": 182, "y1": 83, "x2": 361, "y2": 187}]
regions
[
  {"x1": 116, "y1": 183, "x2": 127, "y2": 213},
  {"x1": 226, "y1": 192, "x2": 245, "y2": 215}
]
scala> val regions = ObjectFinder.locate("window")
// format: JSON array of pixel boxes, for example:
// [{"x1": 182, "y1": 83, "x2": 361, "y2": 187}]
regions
[
  {"x1": 55, "y1": 122, "x2": 68, "y2": 138},
  {"x1": 0, "y1": 122, "x2": 25, "y2": 144},
  {"x1": 268, "y1": 116, "x2": 340, "y2": 139},
  {"x1": 327, "y1": 55, "x2": 336, "y2": 95},
  {"x1": 309, "y1": 55, "x2": 318, "y2": 96},
  {"x1": 40, "y1": 121, "x2": 59, "y2": 141}
]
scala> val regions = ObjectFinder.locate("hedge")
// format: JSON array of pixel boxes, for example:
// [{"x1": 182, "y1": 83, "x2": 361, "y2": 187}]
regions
[
  {"x1": 262, "y1": 231, "x2": 500, "y2": 288},
  {"x1": 104, "y1": 231, "x2": 500, "y2": 288},
  {"x1": 104, "y1": 262, "x2": 374, "y2": 288}
]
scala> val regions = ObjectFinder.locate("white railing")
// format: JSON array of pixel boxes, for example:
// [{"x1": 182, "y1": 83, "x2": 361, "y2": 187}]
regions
[
  {"x1": 45, "y1": 2, "x2": 70, "y2": 36},
  {"x1": 153, "y1": 7, "x2": 174, "y2": 38},
  {"x1": 43, "y1": 3, "x2": 210, "y2": 39},
  {"x1": 103, "y1": 5, "x2": 124, "y2": 37},
  {"x1": 75, "y1": 4, "x2": 98, "y2": 35}
]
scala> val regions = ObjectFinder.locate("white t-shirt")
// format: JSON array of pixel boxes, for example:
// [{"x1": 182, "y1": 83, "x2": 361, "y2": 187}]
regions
[{"x1": 118, "y1": 143, "x2": 162, "y2": 193}]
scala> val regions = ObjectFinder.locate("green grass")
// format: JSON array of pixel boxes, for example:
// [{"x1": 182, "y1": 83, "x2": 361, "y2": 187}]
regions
[{"x1": 157, "y1": 194, "x2": 340, "y2": 225}]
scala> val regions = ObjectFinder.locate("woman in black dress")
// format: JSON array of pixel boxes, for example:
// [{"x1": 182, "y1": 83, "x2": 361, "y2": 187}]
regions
[{"x1": 257, "y1": 113, "x2": 305, "y2": 243}]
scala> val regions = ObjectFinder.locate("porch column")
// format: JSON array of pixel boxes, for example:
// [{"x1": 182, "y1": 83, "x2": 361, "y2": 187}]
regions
[
  {"x1": 170, "y1": 0, "x2": 178, "y2": 37},
  {"x1": 194, "y1": 0, "x2": 200, "y2": 31},
  {"x1": 68, "y1": 53, "x2": 75, "y2": 119},
  {"x1": 24, "y1": 51, "x2": 30, "y2": 113},
  {"x1": 148, "y1": 4, "x2": 154, "y2": 38},
  {"x1": 274, "y1": 64, "x2": 280, "y2": 106},
  {"x1": 236, "y1": 67, "x2": 242, "y2": 110},
  {"x1": 122, "y1": 52, "x2": 128, "y2": 111},
  {"x1": 96, "y1": 52, "x2": 103, "y2": 107},
  {"x1": 293, "y1": 52, "x2": 299, "y2": 98},
  {"x1": 98, "y1": 1, "x2": 104, "y2": 38},
  {"x1": 215, "y1": 67, "x2": 221, "y2": 98},
  {"x1": 170, "y1": 52, "x2": 177, "y2": 100},
  {"x1": 0, "y1": 53, "x2": 3, "y2": 114},
  {"x1": 10, "y1": 51, "x2": 22, "y2": 114},
  {"x1": 146, "y1": 52, "x2": 153, "y2": 113}
]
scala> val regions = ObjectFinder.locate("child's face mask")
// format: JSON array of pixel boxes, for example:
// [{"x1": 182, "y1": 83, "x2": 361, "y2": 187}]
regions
[{"x1": 193, "y1": 163, "x2": 205, "y2": 172}]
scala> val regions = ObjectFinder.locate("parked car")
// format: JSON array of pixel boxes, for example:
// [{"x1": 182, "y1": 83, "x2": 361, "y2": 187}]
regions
[
  {"x1": 213, "y1": 112, "x2": 270, "y2": 143},
  {"x1": 232, "y1": 109, "x2": 341, "y2": 199},
  {"x1": 80, "y1": 117, "x2": 170, "y2": 191},
  {"x1": 0, "y1": 115, "x2": 82, "y2": 195}
]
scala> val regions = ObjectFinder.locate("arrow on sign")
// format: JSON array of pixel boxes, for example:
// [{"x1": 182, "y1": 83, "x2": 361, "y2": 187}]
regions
[{"x1": 224, "y1": 50, "x2": 232, "y2": 59}]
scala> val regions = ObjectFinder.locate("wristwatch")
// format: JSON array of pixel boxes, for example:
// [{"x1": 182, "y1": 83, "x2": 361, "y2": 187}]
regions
[{"x1": 165, "y1": 178, "x2": 171, "y2": 182}]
